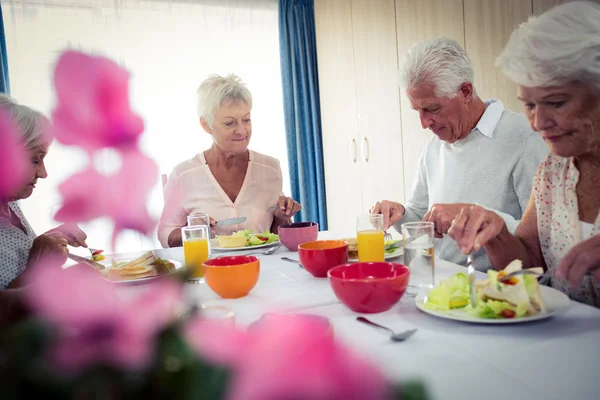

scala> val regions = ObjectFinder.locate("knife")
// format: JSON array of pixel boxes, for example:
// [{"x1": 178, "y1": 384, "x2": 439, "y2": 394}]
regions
[
  {"x1": 215, "y1": 217, "x2": 247, "y2": 226},
  {"x1": 466, "y1": 254, "x2": 477, "y2": 308},
  {"x1": 68, "y1": 253, "x2": 106, "y2": 271},
  {"x1": 385, "y1": 232, "x2": 429, "y2": 251}
]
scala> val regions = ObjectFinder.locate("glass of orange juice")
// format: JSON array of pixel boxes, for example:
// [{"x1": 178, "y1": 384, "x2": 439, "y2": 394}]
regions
[
  {"x1": 356, "y1": 214, "x2": 385, "y2": 262},
  {"x1": 181, "y1": 225, "x2": 210, "y2": 282}
]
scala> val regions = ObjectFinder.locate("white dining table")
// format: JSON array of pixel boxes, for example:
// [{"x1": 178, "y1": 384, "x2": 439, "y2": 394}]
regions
[{"x1": 113, "y1": 231, "x2": 600, "y2": 400}]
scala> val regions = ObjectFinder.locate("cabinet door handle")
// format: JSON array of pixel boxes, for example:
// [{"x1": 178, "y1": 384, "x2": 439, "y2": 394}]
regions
[
  {"x1": 362, "y1": 137, "x2": 370, "y2": 162},
  {"x1": 349, "y1": 138, "x2": 357, "y2": 163}
]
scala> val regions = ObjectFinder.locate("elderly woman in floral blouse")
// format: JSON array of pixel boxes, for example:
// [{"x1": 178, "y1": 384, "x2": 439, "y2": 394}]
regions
[
  {"x1": 447, "y1": 1, "x2": 600, "y2": 307},
  {"x1": 0, "y1": 95, "x2": 88, "y2": 289}
]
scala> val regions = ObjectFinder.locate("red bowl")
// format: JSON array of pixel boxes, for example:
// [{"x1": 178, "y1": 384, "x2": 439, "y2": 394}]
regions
[
  {"x1": 298, "y1": 240, "x2": 348, "y2": 278},
  {"x1": 278, "y1": 222, "x2": 319, "y2": 251},
  {"x1": 328, "y1": 262, "x2": 410, "y2": 313}
]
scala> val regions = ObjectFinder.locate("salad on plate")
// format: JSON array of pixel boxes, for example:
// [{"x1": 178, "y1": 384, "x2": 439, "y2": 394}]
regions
[
  {"x1": 424, "y1": 260, "x2": 546, "y2": 319},
  {"x1": 216, "y1": 230, "x2": 279, "y2": 248}
]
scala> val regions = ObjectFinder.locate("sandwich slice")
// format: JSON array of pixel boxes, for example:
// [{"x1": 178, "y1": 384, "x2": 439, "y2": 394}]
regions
[
  {"x1": 343, "y1": 238, "x2": 358, "y2": 259},
  {"x1": 115, "y1": 251, "x2": 156, "y2": 270},
  {"x1": 477, "y1": 259, "x2": 546, "y2": 318},
  {"x1": 109, "y1": 251, "x2": 157, "y2": 277}
]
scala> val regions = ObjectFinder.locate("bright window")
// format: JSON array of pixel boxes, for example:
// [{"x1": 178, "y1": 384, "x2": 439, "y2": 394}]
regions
[{"x1": 4, "y1": 0, "x2": 288, "y2": 252}]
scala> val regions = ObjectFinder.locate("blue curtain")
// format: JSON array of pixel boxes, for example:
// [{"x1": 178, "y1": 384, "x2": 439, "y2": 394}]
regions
[
  {"x1": 278, "y1": 0, "x2": 327, "y2": 230},
  {"x1": 0, "y1": 4, "x2": 9, "y2": 94}
]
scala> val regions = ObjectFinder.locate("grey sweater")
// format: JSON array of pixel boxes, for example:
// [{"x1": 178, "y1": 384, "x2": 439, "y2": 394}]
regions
[{"x1": 394, "y1": 100, "x2": 548, "y2": 271}]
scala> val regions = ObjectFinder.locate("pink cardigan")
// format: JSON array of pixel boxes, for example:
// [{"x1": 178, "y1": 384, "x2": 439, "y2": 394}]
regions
[{"x1": 157, "y1": 150, "x2": 284, "y2": 247}]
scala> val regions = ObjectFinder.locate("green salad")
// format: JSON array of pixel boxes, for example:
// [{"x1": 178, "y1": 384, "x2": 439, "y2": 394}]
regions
[
  {"x1": 424, "y1": 264, "x2": 544, "y2": 319},
  {"x1": 231, "y1": 230, "x2": 280, "y2": 247},
  {"x1": 384, "y1": 240, "x2": 400, "y2": 254}
]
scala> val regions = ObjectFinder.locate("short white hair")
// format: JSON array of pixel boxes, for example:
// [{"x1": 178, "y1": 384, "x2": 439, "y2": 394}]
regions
[
  {"x1": 0, "y1": 94, "x2": 49, "y2": 150},
  {"x1": 497, "y1": 1, "x2": 600, "y2": 92},
  {"x1": 401, "y1": 37, "x2": 477, "y2": 98},
  {"x1": 196, "y1": 74, "x2": 253, "y2": 127}
]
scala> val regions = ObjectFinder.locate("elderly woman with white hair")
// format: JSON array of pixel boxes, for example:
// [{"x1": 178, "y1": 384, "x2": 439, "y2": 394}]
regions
[
  {"x1": 0, "y1": 94, "x2": 88, "y2": 289},
  {"x1": 448, "y1": 1, "x2": 600, "y2": 307},
  {"x1": 158, "y1": 74, "x2": 301, "y2": 248}
]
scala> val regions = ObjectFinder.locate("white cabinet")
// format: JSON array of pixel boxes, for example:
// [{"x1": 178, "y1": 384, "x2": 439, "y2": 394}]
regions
[
  {"x1": 315, "y1": 0, "x2": 404, "y2": 233},
  {"x1": 394, "y1": 0, "x2": 465, "y2": 198}
]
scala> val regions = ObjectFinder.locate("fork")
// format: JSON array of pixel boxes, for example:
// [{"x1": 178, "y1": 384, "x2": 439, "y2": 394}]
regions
[
  {"x1": 466, "y1": 254, "x2": 477, "y2": 308},
  {"x1": 87, "y1": 247, "x2": 102, "y2": 256},
  {"x1": 384, "y1": 232, "x2": 393, "y2": 242},
  {"x1": 498, "y1": 269, "x2": 545, "y2": 282}
]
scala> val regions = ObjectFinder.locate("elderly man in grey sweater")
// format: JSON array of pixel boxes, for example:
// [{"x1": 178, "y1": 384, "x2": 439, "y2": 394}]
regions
[{"x1": 372, "y1": 37, "x2": 548, "y2": 271}]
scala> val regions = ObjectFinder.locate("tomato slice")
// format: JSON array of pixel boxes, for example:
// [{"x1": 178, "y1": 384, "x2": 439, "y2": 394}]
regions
[
  {"x1": 92, "y1": 249, "x2": 104, "y2": 256},
  {"x1": 500, "y1": 309, "x2": 516, "y2": 318},
  {"x1": 256, "y1": 236, "x2": 269, "y2": 242}
]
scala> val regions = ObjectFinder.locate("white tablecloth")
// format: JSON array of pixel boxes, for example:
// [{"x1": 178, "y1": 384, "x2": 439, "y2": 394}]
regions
[{"x1": 113, "y1": 232, "x2": 600, "y2": 400}]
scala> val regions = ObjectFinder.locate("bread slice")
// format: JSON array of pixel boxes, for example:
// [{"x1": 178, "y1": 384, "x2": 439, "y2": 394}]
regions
[
  {"x1": 343, "y1": 238, "x2": 358, "y2": 259},
  {"x1": 115, "y1": 251, "x2": 155, "y2": 270}
]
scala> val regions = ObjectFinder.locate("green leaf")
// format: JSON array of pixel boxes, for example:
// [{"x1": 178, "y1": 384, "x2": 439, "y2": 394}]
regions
[
  {"x1": 392, "y1": 380, "x2": 430, "y2": 400},
  {"x1": 424, "y1": 273, "x2": 469, "y2": 311},
  {"x1": 141, "y1": 327, "x2": 230, "y2": 400}
]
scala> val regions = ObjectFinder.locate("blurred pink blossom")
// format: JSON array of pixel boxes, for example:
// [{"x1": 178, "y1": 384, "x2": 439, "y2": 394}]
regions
[
  {"x1": 184, "y1": 314, "x2": 391, "y2": 400},
  {"x1": 183, "y1": 317, "x2": 247, "y2": 366},
  {"x1": 52, "y1": 51, "x2": 144, "y2": 152},
  {"x1": 25, "y1": 262, "x2": 181, "y2": 373},
  {"x1": 54, "y1": 150, "x2": 158, "y2": 245},
  {"x1": 0, "y1": 109, "x2": 29, "y2": 198}
]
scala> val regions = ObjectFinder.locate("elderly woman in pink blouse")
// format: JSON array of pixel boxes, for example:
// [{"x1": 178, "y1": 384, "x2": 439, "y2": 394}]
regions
[
  {"x1": 158, "y1": 74, "x2": 302, "y2": 248},
  {"x1": 447, "y1": 1, "x2": 600, "y2": 307}
]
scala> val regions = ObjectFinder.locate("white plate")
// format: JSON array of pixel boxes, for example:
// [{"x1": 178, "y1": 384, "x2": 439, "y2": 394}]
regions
[
  {"x1": 415, "y1": 285, "x2": 571, "y2": 324},
  {"x1": 348, "y1": 247, "x2": 404, "y2": 262},
  {"x1": 99, "y1": 258, "x2": 184, "y2": 285},
  {"x1": 211, "y1": 238, "x2": 280, "y2": 251}
]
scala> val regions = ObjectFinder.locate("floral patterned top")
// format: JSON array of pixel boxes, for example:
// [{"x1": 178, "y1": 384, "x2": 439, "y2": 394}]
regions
[
  {"x1": 534, "y1": 154, "x2": 600, "y2": 307},
  {"x1": 0, "y1": 202, "x2": 36, "y2": 289}
]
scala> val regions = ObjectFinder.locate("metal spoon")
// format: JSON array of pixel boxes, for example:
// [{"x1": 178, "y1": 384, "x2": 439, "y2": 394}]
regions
[
  {"x1": 280, "y1": 257, "x2": 304, "y2": 268},
  {"x1": 260, "y1": 244, "x2": 281, "y2": 255},
  {"x1": 356, "y1": 317, "x2": 417, "y2": 342}
]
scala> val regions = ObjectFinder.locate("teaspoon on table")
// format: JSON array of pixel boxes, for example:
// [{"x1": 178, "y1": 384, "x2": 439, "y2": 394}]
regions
[
  {"x1": 356, "y1": 316, "x2": 417, "y2": 342},
  {"x1": 281, "y1": 257, "x2": 304, "y2": 268}
]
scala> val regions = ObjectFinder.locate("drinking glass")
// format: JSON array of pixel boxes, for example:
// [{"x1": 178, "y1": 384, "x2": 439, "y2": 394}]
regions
[
  {"x1": 401, "y1": 221, "x2": 435, "y2": 295},
  {"x1": 187, "y1": 213, "x2": 211, "y2": 227},
  {"x1": 356, "y1": 214, "x2": 385, "y2": 262},
  {"x1": 181, "y1": 225, "x2": 211, "y2": 282},
  {"x1": 200, "y1": 304, "x2": 236, "y2": 326}
]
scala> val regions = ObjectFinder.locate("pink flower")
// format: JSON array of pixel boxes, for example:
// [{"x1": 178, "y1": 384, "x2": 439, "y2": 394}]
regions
[
  {"x1": 0, "y1": 109, "x2": 29, "y2": 198},
  {"x1": 25, "y1": 262, "x2": 181, "y2": 373},
  {"x1": 52, "y1": 51, "x2": 144, "y2": 152},
  {"x1": 184, "y1": 315, "x2": 391, "y2": 400},
  {"x1": 183, "y1": 317, "x2": 248, "y2": 366},
  {"x1": 54, "y1": 150, "x2": 158, "y2": 245},
  {"x1": 108, "y1": 150, "x2": 159, "y2": 243}
]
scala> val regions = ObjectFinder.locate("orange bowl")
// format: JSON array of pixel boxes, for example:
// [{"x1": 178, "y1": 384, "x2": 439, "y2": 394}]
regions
[
  {"x1": 298, "y1": 240, "x2": 348, "y2": 278},
  {"x1": 328, "y1": 262, "x2": 410, "y2": 313},
  {"x1": 203, "y1": 256, "x2": 260, "y2": 299}
]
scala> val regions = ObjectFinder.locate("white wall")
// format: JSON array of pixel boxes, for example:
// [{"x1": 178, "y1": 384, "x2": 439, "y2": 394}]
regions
[{"x1": 4, "y1": 0, "x2": 289, "y2": 253}]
